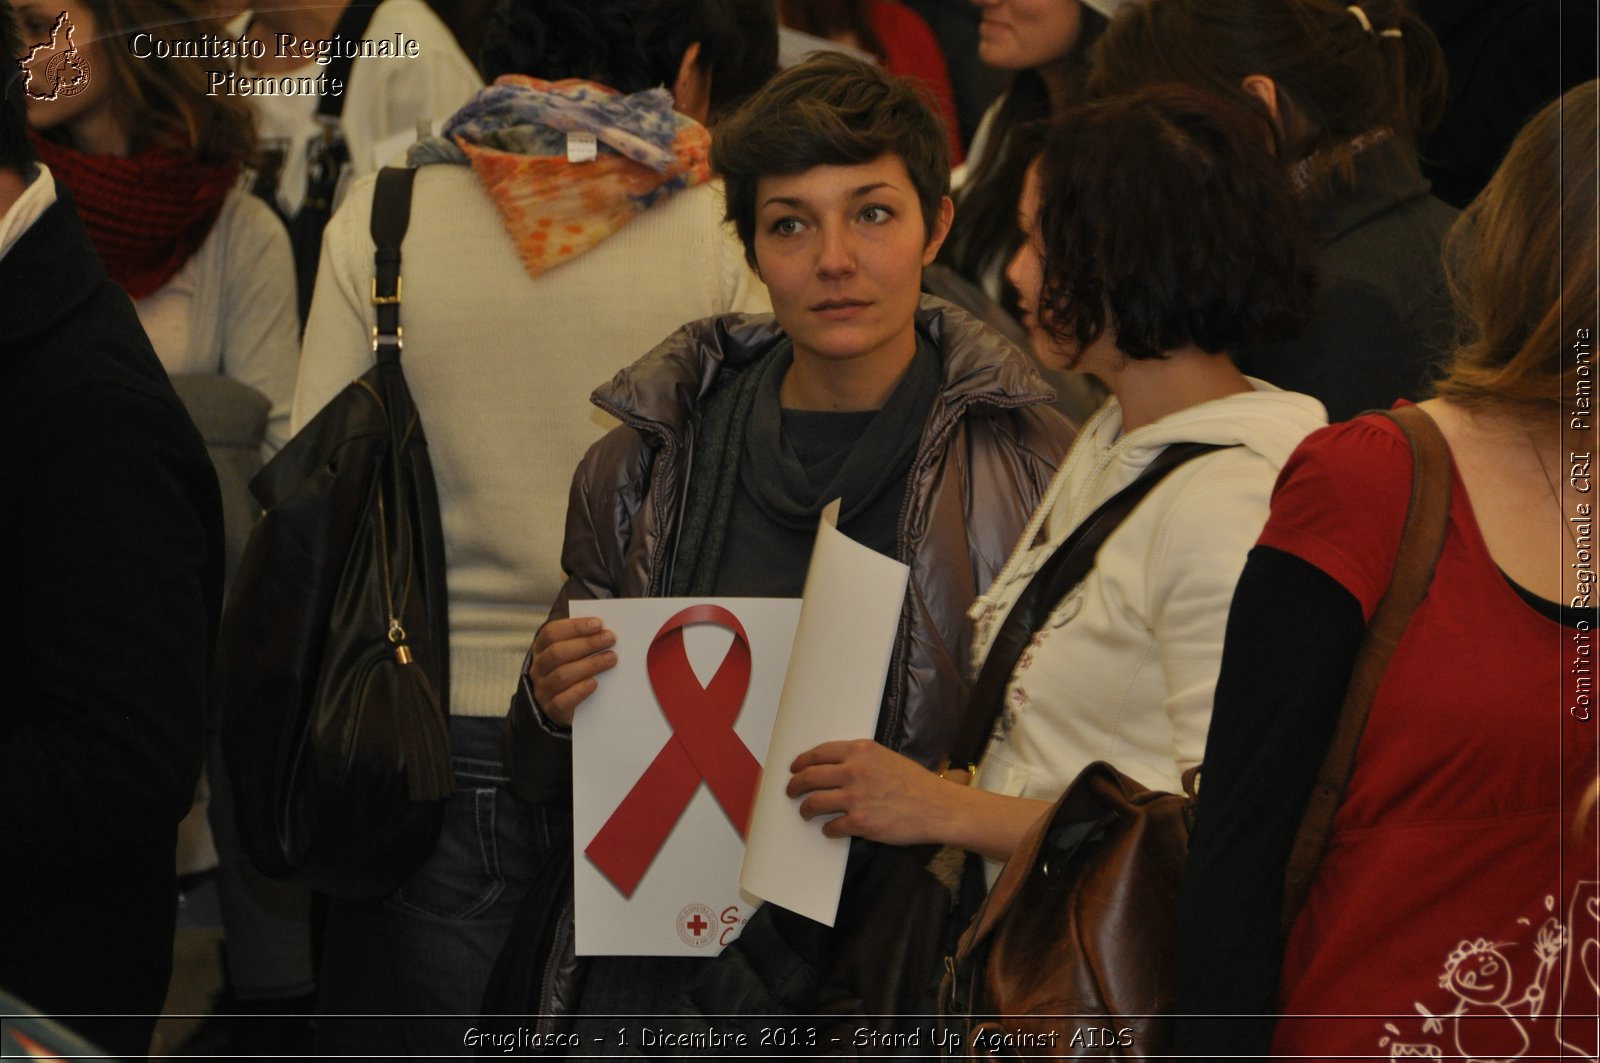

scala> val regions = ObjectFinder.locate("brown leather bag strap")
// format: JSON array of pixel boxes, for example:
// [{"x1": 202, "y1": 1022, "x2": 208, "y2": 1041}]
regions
[{"x1": 1279, "y1": 405, "x2": 1453, "y2": 930}]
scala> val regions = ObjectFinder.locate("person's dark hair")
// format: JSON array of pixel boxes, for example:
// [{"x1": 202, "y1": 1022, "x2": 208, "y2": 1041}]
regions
[
  {"x1": 1089, "y1": 0, "x2": 1446, "y2": 170},
  {"x1": 937, "y1": 6, "x2": 1107, "y2": 317},
  {"x1": 480, "y1": 0, "x2": 777, "y2": 122},
  {"x1": 1031, "y1": 84, "x2": 1314, "y2": 362},
  {"x1": 712, "y1": 50, "x2": 950, "y2": 269},
  {"x1": 1, "y1": 0, "x2": 38, "y2": 171}
]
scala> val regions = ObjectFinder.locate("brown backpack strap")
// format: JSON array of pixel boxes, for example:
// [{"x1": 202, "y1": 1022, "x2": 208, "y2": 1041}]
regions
[{"x1": 1279, "y1": 405, "x2": 1453, "y2": 930}]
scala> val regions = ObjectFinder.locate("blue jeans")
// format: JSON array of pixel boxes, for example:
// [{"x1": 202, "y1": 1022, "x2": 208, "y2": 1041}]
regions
[{"x1": 315, "y1": 715, "x2": 553, "y2": 1057}]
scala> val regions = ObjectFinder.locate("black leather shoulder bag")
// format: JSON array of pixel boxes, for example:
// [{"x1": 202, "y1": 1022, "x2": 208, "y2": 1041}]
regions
[{"x1": 219, "y1": 166, "x2": 454, "y2": 898}]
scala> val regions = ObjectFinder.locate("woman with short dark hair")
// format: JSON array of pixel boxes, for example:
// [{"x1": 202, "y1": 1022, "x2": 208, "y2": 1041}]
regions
[
  {"x1": 714, "y1": 49, "x2": 953, "y2": 275},
  {"x1": 528, "y1": 51, "x2": 1074, "y2": 767},
  {"x1": 786, "y1": 85, "x2": 1326, "y2": 874},
  {"x1": 522, "y1": 51, "x2": 1075, "y2": 1019}
]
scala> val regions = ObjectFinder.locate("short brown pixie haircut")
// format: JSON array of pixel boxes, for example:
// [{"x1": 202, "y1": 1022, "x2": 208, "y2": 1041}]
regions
[
  {"x1": 1032, "y1": 85, "x2": 1314, "y2": 363},
  {"x1": 711, "y1": 51, "x2": 951, "y2": 270}
]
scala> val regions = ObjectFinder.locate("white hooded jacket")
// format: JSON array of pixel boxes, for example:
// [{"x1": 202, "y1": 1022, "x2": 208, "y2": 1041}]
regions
[{"x1": 969, "y1": 381, "x2": 1327, "y2": 822}]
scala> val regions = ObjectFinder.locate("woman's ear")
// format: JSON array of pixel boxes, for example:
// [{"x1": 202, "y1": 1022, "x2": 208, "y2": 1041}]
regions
[
  {"x1": 672, "y1": 41, "x2": 713, "y2": 125},
  {"x1": 1240, "y1": 74, "x2": 1281, "y2": 127},
  {"x1": 921, "y1": 196, "x2": 956, "y2": 265}
]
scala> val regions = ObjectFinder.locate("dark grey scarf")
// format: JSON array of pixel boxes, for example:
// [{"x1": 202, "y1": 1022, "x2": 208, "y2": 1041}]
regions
[{"x1": 668, "y1": 335, "x2": 940, "y2": 596}]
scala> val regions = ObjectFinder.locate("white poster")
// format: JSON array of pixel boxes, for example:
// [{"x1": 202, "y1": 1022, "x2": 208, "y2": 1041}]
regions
[
  {"x1": 572, "y1": 597, "x2": 800, "y2": 957},
  {"x1": 740, "y1": 500, "x2": 912, "y2": 924},
  {"x1": 572, "y1": 501, "x2": 911, "y2": 955}
]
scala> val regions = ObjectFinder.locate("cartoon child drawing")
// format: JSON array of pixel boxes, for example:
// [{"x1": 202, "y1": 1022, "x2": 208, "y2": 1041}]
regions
[
  {"x1": 1432, "y1": 924, "x2": 1565, "y2": 1063},
  {"x1": 1382, "y1": 892, "x2": 1593, "y2": 1061},
  {"x1": 1438, "y1": 939, "x2": 1531, "y2": 1061}
]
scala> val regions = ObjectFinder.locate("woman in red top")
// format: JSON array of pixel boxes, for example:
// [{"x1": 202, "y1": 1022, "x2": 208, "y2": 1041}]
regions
[{"x1": 1174, "y1": 81, "x2": 1600, "y2": 1058}]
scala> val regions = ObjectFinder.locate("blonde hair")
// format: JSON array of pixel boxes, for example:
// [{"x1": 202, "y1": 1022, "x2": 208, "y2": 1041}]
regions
[{"x1": 1434, "y1": 81, "x2": 1599, "y2": 418}]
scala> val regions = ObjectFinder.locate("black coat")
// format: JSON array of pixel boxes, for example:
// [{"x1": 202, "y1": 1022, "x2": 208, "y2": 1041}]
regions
[
  {"x1": 0, "y1": 183, "x2": 223, "y2": 1058},
  {"x1": 1234, "y1": 144, "x2": 1458, "y2": 423},
  {"x1": 1417, "y1": 0, "x2": 1599, "y2": 209}
]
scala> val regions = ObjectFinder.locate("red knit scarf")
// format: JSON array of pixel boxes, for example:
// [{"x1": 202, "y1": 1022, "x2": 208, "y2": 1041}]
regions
[{"x1": 31, "y1": 132, "x2": 238, "y2": 300}]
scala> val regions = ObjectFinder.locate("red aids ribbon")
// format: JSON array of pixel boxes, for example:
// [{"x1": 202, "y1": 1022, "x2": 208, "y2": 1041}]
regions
[{"x1": 585, "y1": 604, "x2": 763, "y2": 898}]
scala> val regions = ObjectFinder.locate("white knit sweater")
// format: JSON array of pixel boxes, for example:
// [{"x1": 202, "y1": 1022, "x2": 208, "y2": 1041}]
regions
[{"x1": 293, "y1": 165, "x2": 768, "y2": 717}]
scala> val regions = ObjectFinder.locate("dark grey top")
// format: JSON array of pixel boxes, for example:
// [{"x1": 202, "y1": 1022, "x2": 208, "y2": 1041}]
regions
[{"x1": 1235, "y1": 143, "x2": 1459, "y2": 422}]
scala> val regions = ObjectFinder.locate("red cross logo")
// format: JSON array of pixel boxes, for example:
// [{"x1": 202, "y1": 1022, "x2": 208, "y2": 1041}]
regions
[{"x1": 676, "y1": 903, "x2": 717, "y2": 948}]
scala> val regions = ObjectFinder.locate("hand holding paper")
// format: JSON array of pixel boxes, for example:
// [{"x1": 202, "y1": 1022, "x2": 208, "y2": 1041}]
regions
[
  {"x1": 527, "y1": 615, "x2": 616, "y2": 727},
  {"x1": 786, "y1": 738, "x2": 952, "y2": 846},
  {"x1": 791, "y1": 741, "x2": 1058, "y2": 865}
]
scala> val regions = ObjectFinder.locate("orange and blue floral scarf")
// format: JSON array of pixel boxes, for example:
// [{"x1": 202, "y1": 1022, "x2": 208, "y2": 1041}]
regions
[{"x1": 410, "y1": 76, "x2": 711, "y2": 278}]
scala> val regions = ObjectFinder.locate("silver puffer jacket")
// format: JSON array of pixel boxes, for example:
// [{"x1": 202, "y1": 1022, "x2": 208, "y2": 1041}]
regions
[{"x1": 534, "y1": 295, "x2": 1075, "y2": 770}]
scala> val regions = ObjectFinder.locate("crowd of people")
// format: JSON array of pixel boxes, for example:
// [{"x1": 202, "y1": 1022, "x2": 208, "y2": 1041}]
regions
[{"x1": 0, "y1": 0, "x2": 1593, "y2": 1058}]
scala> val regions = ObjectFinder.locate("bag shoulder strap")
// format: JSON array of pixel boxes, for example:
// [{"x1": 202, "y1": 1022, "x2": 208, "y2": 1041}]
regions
[
  {"x1": 317, "y1": 1, "x2": 381, "y2": 120},
  {"x1": 370, "y1": 166, "x2": 416, "y2": 366},
  {"x1": 1280, "y1": 404, "x2": 1452, "y2": 929},
  {"x1": 947, "y1": 441, "x2": 1231, "y2": 774}
]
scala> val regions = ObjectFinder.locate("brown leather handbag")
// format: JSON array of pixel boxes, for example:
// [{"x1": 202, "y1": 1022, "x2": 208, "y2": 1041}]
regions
[
  {"x1": 941, "y1": 406, "x2": 1453, "y2": 1059},
  {"x1": 947, "y1": 764, "x2": 1194, "y2": 1058}
]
